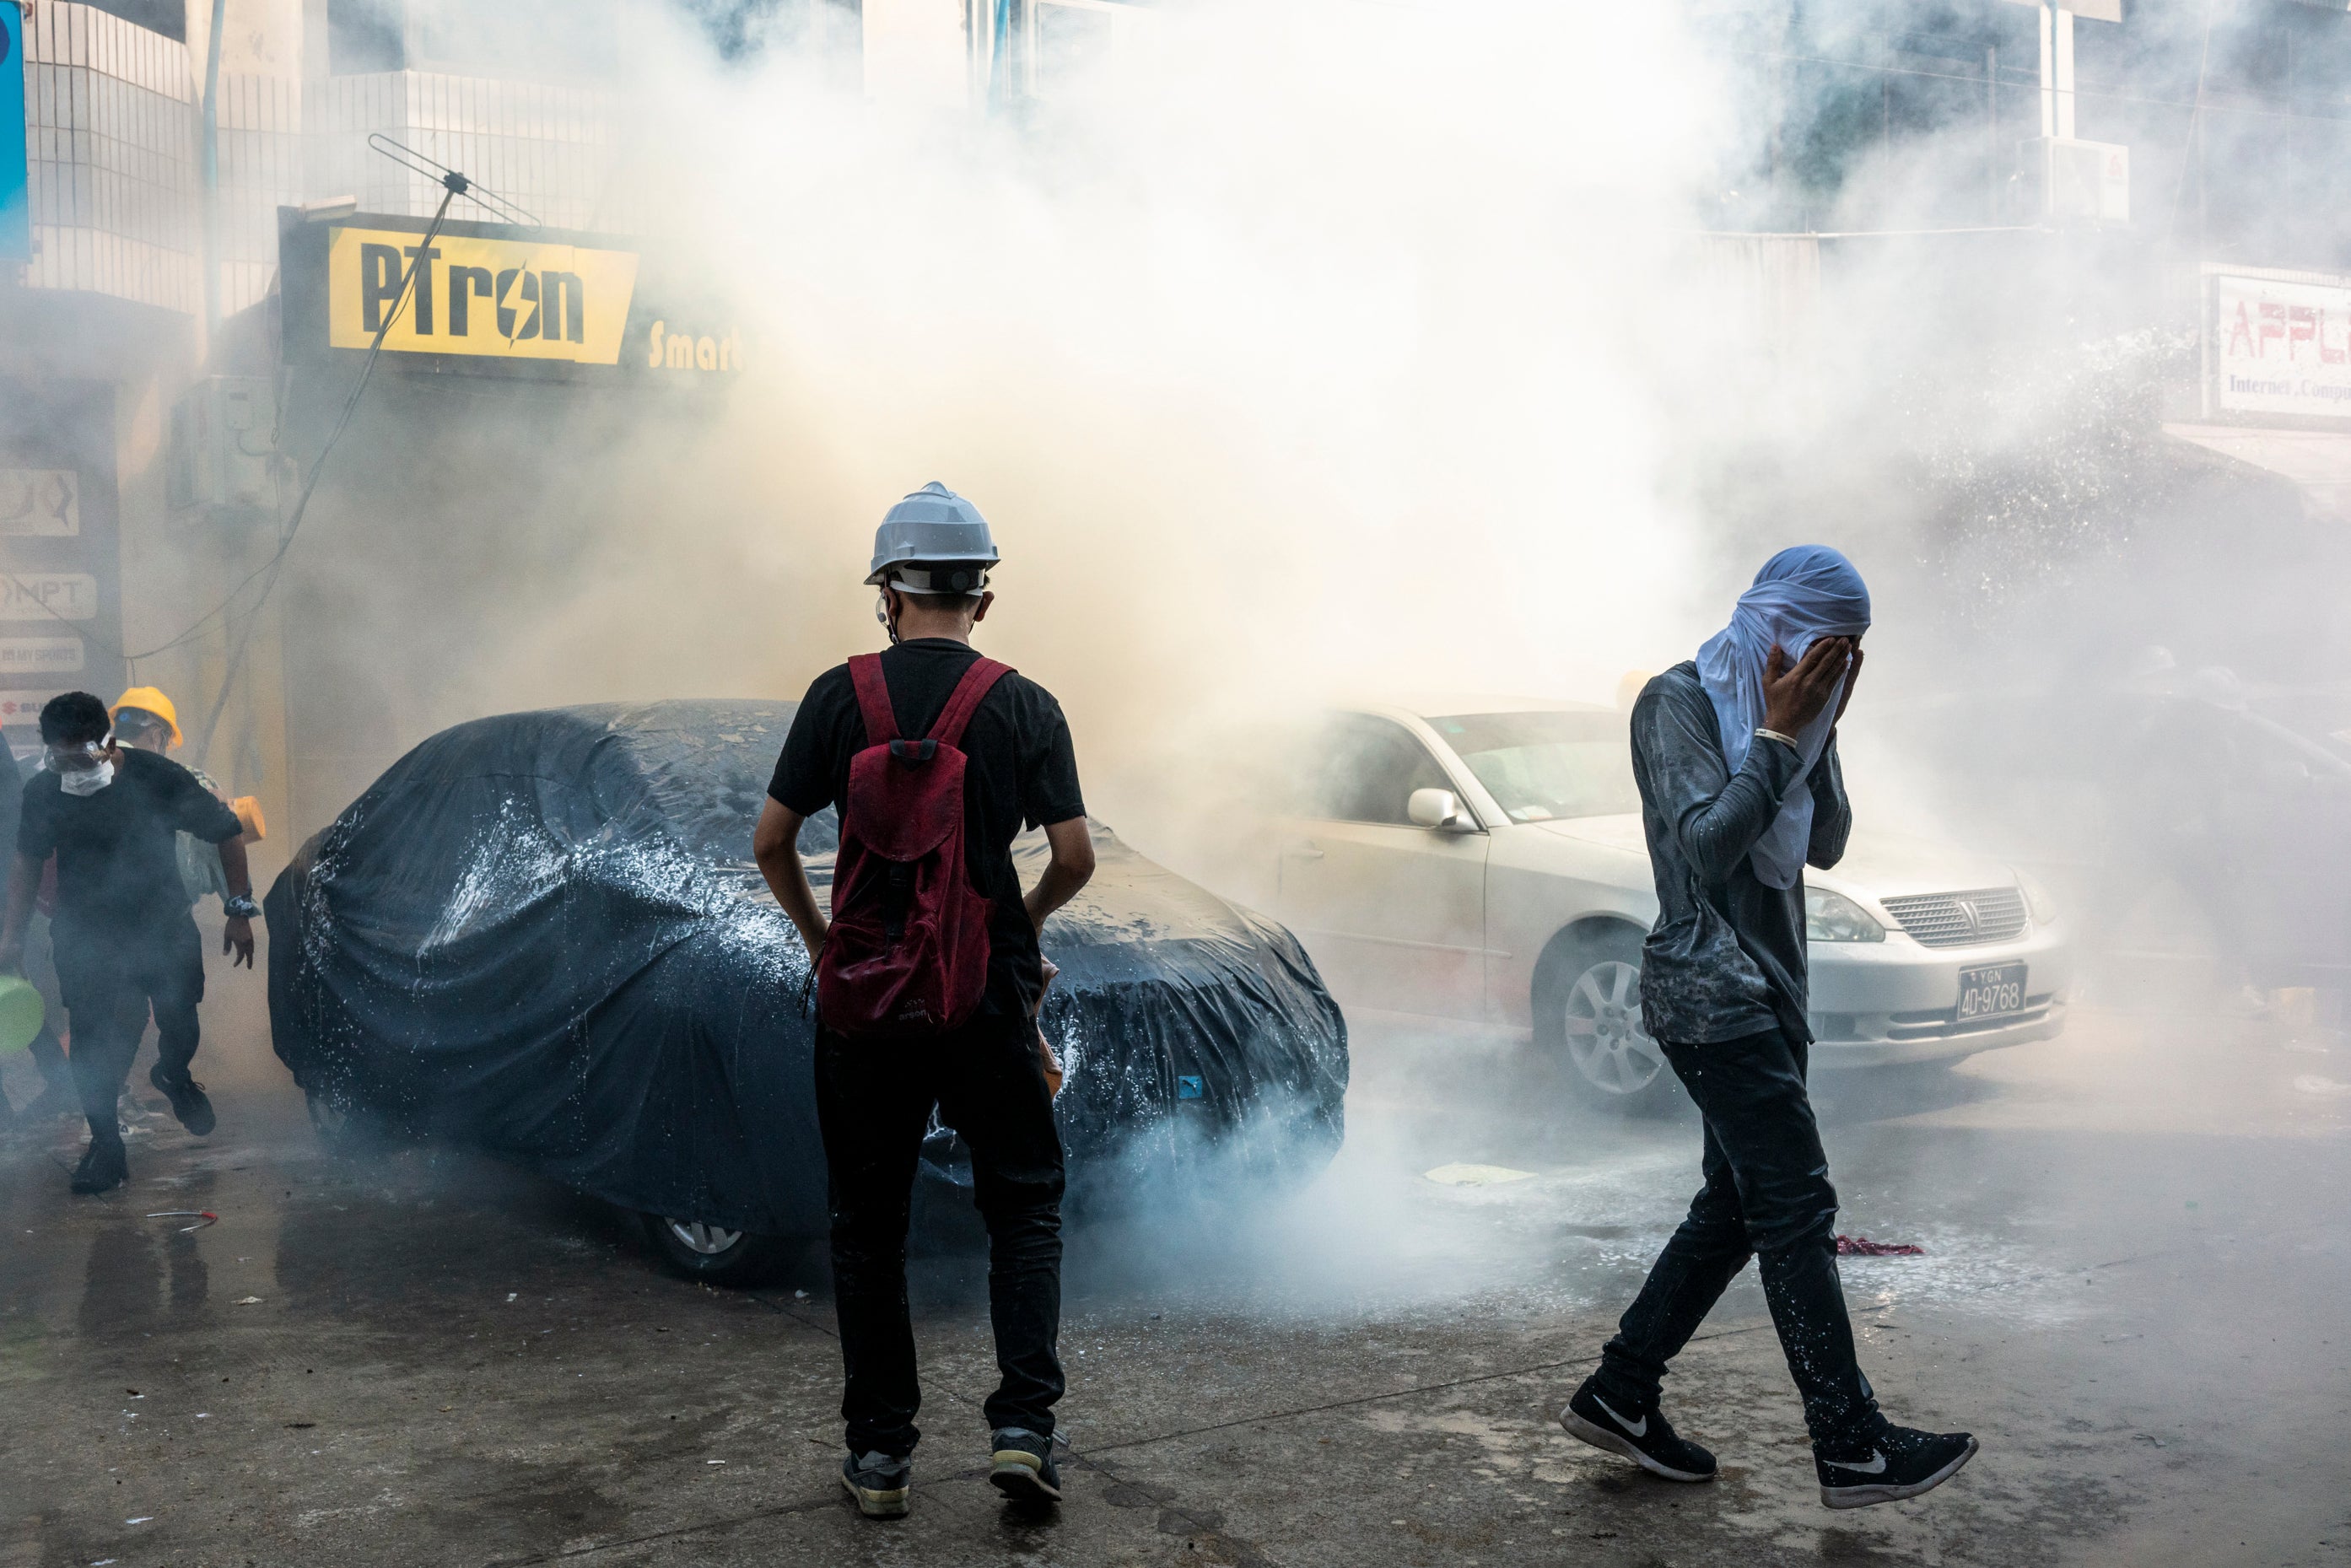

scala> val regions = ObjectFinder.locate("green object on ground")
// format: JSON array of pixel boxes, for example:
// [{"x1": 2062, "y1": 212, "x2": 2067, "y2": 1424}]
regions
[{"x1": 0, "y1": 974, "x2": 45, "y2": 1054}]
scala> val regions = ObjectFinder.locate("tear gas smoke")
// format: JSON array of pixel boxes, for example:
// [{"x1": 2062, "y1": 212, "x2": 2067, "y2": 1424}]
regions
[
  {"x1": 396, "y1": 0, "x2": 1736, "y2": 812},
  {"x1": 198, "y1": 0, "x2": 2351, "y2": 1304}
]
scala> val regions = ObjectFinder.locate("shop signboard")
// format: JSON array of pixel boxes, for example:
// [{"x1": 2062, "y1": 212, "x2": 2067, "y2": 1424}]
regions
[
  {"x1": 0, "y1": 470, "x2": 81, "y2": 536},
  {"x1": 0, "y1": 691, "x2": 64, "y2": 730},
  {"x1": 2207, "y1": 271, "x2": 2351, "y2": 423},
  {"x1": 0, "y1": 573, "x2": 98, "y2": 622},
  {"x1": 0, "y1": 3, "x2": 26, "y2": 262},
  {"x1": 0, "y1": 380, "x2": 122, "y2": 736},
  {"x1": 325, "y1": 226, "x2": 641, "y2": 364},
  {"x1": 282, "y1": 211, "x2": 746, "y2": 385},
  {"x1": 0, "y1": 636, "x2": 84, "y2": 676}
]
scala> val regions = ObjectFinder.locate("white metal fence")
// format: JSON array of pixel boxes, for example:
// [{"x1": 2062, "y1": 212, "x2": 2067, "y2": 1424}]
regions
[
  {"x1": 20, "y1": 0, "x2": 199, "y2": 314},
  {"x1": 14, "y1": 4, "x2": 634, "y2": 320},
  {"x1": 216, "y1": 73, "x2": 306, "y2": 316},
  {"x1": 309, "y1": 72, "x2": 629, "y2": 233}
]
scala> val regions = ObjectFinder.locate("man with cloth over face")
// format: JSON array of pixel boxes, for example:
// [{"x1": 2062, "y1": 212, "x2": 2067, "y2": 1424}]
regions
[
  {"x1": 0, "y1": 692, "x2": 256, "y2": 1194},
  {"x1": 754, "y1": 484, "x2": 1095, "y2": 1521},
  {"x1": 1557, "y1": 547, "x2": 1979, "y2": 1510}
]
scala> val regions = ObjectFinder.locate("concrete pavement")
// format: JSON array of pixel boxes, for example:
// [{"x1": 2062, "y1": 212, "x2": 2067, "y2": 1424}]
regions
[{"x1": 3, "y1": 1001, "x2": 2347, "y2": 1566}]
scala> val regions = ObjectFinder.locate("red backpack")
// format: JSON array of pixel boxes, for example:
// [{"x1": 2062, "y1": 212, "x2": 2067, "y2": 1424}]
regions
[{"x1": 815, "y1": 652, "x2": 1011, "y2": 1037}]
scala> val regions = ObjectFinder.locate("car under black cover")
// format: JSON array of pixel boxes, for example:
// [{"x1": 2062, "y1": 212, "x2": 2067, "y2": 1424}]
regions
[{"x1": 264, "y1": 700, "x2": 1349, "y2": 1275}]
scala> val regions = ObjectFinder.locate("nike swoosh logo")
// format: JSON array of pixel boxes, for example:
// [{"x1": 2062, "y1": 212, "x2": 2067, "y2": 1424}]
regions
[
  {"x1": 1826, "y1": 1450, "x2": 1887, "y2": 1474},
  {"x1": 1593, "y1": 1395, "x2": 1647, "y2": 1438}
]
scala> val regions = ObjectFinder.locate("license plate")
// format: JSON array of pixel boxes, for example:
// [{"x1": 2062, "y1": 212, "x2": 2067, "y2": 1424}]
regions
[{"x1": 1956, "y1": 963, "x2": 2027, "y2": 1021}]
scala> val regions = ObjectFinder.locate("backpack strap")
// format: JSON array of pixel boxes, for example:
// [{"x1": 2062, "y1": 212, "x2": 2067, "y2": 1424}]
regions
[
  {"x1": 928, "y1": 657, "x2": 1013, "y2": 749},
  {"x1": 848, "y1": 654, "x2": 900, "y2": 746}
]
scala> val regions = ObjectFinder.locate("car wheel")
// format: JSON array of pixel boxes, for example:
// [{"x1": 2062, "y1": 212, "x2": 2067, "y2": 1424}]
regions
[
  {"x1": 1534, "y1": 929, "x2": 1680, "y2": 1114},
  {"x1": 639, "y1": 1212, "x2": 789, "y2": 1285}
]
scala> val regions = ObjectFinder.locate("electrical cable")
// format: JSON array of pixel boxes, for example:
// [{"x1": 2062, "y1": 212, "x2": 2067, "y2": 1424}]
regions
[
  {"x1": 159, "y1": 143, "x2": 537, "y2": 762},
  {"x1": 185, "y1": 177, "x2": 464, "y2": 762},
  {"x1": 2162, "y1": 3, "x2": 2218, "y2": 251},
  {"x1": 3, "y1": 147, "x2": 541, "y2": 698},
  {"x1": 368, "y1": 135, "x2": 543, "y2": 227}
]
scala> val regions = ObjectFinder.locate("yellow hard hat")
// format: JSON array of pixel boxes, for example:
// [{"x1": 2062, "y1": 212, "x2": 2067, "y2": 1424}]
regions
[{"x1": 111, "y1": 686, "x2": 183, "y2": 747}]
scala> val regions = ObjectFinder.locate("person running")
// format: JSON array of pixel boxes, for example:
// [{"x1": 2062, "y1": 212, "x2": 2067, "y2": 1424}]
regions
[
  {"x1": 0, "y1": 692, "x2": 256, "y2": 1194},
  {"x1": 753, "y1": 484, "x2": 1094, "y2": 1520},
  {"x1": 1558, "y1": 547, "x2": 1977, "y2": 1510},
  {"x1": 109, "y1": 687, "x2": 256, "y2": 1116}
]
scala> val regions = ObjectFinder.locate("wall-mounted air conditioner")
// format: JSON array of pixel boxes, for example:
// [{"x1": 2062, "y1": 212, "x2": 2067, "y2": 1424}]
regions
[
  {"x1": 166, "y1": 377, "x2": 279, "y2": 519},
  {"x1": 2019, "y1": 137, "x2": 2130, "y2": 228}
]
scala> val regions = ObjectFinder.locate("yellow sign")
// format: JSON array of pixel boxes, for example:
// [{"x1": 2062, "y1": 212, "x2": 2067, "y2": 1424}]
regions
[{"x1": 326, "y1": 227, "x2": 639, "y2": 364}]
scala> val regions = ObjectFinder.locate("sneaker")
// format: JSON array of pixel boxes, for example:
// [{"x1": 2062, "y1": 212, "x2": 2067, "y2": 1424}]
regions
[
  {"x1": 1815, "y1": 1425, "x2": 1977, "y2": 1509},
  {"x1": 1559, "y1": 1380, "x2": 1717, "y2": 1483},
  {"x1": 839, "y1": 1451, "x2": 910, "y2": 1519},
  {"x1": 70, "y1": 1137, "x2": 128, "y2": 1195},
  {"x1": 989, "y1": 1427, "x2": 1063, "y2": 1504},
  {"x1": 150, "y1": 1064, "x2": 218, "y2": 1137}
]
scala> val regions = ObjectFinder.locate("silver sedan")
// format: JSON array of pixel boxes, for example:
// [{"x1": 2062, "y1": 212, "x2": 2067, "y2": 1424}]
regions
[{"x1": 1247, "y1": 698, "x2": 2071, "y2": 1109}]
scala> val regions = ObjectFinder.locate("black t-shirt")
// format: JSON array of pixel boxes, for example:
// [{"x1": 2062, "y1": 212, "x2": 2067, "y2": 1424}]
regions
[
  {"x1": 769, "y1": 639, "x2": 1085, "y2": 1016},
  {"x1": 18, "y1": 746, "x2": 243, "y2": 938}
]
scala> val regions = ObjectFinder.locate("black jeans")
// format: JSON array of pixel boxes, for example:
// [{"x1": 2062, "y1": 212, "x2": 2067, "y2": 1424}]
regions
[
  {"x1": 53, "y1": 915, "x2": 206, "y2": 1142},
  {"x1": 814, "y1": 1010, "x2": 1065, "y2": 1459},
  {"x1": 1593, "y1": 1026, "x2": 1878, "y2": 1448}
]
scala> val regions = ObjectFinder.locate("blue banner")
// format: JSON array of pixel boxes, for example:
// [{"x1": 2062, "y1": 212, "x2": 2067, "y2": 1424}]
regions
[{"x1": 0, "y1": 3, "x2": 26, "y2": 262}]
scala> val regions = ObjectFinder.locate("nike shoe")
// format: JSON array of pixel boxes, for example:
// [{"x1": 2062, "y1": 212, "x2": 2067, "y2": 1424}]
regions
[
  {"x1": 150, "y1": 1064, "x2": 218, "y2": 1137},
  {"x1": 1559, "y1": 1379, "x2": 1717, "y2": 1482},
  {"x1": 839, "y1": 1451, "x2": 911, "y2": 1519},
  {"x1": 989, "y1": 1427, "x2": 1063, "y2": 1504},
  {"x1": 1815, "y1": 1425, "x2": 1977, "y2": 1509},
  {"x1": 70, "y1": 1136, "x2": 128, "y2": 1195}
]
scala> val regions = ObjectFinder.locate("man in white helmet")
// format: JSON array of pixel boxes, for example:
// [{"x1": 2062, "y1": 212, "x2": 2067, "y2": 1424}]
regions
[{"x1": 754, "y1": 483, "x2": 1095, "y2": 1520}]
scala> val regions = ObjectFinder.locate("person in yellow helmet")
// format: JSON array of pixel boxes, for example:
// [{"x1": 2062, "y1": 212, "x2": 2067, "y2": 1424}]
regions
[
  {"x1": 97, "y1": 687, "x2": 261, "y2": 1142},
  {"x1": 111, "y1": 690, "x2": 241, "y2": 905}
]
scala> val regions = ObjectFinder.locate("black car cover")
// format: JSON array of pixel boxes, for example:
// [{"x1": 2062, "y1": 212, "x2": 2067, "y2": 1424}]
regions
[{"x1": 266, "y1": 700, "x2": 1348, "y2": 1236}]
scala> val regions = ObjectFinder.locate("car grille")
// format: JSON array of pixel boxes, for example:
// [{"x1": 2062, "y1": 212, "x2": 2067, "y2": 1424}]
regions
[{"x1": 1878, "y1": 886, "x2": 2029, "y2": 947}]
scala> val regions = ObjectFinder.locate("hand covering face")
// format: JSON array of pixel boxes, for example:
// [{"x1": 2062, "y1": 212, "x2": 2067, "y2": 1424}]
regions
[{"x1": 1694, "y1": 545, "x2": 1871, "y2": 890}]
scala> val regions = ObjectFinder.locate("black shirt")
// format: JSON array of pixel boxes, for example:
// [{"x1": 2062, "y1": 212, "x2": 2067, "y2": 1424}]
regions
[
  {"x1": 18, "y1": 746, "x2": 244, "y2": 939},
  {"x1": 768, "y1": 639, "x2": 1086, "y2": 1016},
  {"x1": 1630, "y1": 662, "x2": 1851, "y2": 1046}
]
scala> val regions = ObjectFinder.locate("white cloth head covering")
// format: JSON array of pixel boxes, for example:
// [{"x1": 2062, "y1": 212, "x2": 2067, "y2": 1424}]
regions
[{"x1": 1695, "y1": 545, "x2": 1872, "y2": 890}]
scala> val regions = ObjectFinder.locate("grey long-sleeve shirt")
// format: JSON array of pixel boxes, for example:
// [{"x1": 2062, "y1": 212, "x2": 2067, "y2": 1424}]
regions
[{"x1": 1630, "y1": 661, "x2": 1851, "y2": 1046}]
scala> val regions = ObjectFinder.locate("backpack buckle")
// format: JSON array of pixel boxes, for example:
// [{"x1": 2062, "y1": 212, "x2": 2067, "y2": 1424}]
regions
[{"x1": 887, "y1": 738, "x2": 939, "y2": 764}]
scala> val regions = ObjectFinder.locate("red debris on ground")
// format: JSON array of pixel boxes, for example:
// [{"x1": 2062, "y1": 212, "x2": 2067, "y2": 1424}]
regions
[{"x1": 1836, "y1": 1234, "x2": 1924, "y2": 1257}]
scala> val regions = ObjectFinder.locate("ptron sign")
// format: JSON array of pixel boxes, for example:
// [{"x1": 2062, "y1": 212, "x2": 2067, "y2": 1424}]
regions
[
  {"x1": 281, "y1": 210, "x2": 741, "y2": 385},
  {"x1": 328, "y1": 225, "x2": 639, "y2": 363}
]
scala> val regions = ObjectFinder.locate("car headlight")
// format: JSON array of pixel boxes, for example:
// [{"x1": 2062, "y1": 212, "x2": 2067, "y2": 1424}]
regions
[
  {"x1": 1805, "y1": 886, "x2": 1885, "y2": 943},
  {"x1": 2015, "y1": 870, "x2": 2057, "y2": 925}
]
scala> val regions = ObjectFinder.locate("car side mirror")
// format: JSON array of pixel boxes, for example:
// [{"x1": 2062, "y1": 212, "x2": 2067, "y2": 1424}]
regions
[{"x1": 1408, "y1": 787, "x2": 1471, "y2": 831}]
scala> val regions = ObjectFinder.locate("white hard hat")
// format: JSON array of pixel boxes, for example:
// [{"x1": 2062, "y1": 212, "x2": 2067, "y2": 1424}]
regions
[{"x1": 866, "y1": 482, "x2": 1000, "y2": 592}]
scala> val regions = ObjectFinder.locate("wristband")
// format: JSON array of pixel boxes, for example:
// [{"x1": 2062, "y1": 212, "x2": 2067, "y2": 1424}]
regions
[
  {"x1": 224, "y1": 894, "x2": 261, "y2": 920},
  {"x1": 1755, "y1": 727, "x2": 1800, "y2": 751}
]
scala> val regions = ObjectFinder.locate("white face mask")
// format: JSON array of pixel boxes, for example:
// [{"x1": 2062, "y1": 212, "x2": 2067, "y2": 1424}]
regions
[{"x1": 57, "y1": 759, "x2": 115, "y2": 796}]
